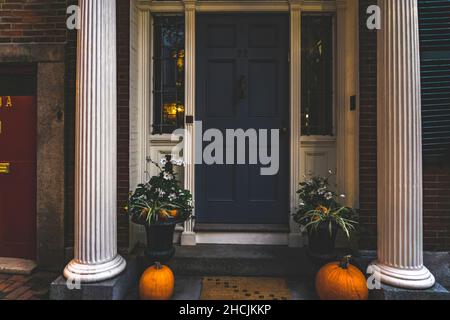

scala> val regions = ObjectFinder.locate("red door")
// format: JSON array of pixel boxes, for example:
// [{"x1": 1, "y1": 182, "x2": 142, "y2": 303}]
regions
[{"x1": 0, "y1": 65, "x2": 37, "y2": 259}]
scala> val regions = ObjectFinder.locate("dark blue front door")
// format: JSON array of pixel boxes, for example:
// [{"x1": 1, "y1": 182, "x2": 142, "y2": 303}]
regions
[{"x1": 196, "y1": 14, "x2": 289, "y2": 225}]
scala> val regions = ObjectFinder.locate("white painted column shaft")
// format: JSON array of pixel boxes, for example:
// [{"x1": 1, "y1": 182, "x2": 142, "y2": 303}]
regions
[
  {"x1": 64, "y1": 0, "x2": 126, "y2": 283},
  {"x1": 370, "y1": 0, "x2": 435, "y2": 289}
]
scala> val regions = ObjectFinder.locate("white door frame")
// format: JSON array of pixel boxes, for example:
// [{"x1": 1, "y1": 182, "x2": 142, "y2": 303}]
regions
[{"x1": 130, "y1": 0, "x2": 359, "y2": 248}]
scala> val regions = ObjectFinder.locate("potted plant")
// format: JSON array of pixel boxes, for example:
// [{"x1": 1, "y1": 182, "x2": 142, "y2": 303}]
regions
[
  {"x1": 126, "y1": 155, "x2": 193, "y2": 263},
  {"x1": 293, "y1": 171, "x2": 357, "y2": 259}
]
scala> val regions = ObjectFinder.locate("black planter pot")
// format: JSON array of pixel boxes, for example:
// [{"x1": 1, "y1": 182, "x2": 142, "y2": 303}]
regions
[
  {"x1": 144, "y1": 221, "x2": 178, "y2": 263},
  {"x1": 307, "y1": 221, "x2": 338, "y2": 260},
  {"x1": 133, "y1": 215, "x2": 184, "y2": 264}
]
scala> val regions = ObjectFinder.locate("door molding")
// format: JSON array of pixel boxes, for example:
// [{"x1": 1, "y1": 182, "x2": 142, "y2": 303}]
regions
[
  {"x1": 138, "y1": 0, "x2": 337, "y2": 13},
  {"x1": 132, "y1": 0, "x2": 360, "y2": 247},
  {"x1": 0, "y1": 45, "x2": 66, "y2": 268}
]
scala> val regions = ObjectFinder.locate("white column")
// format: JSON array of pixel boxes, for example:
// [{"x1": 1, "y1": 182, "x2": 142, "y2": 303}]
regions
[
  {"x1": 64, "y1": 0, "x2": 126, "y2": 283},
  {"x1": 181, "y1": 0, "x2": 197, "y2": 246},
  {"x1": 288, "y1": 0, "x2": 303, "y2": 248},
  {"x1": 369, "y1": 0, "x2": 435, "y2": 289}
]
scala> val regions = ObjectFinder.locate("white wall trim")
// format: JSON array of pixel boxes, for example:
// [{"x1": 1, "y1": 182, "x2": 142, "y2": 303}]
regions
[
  {"x1": 138, "y1": 11, "x2": 151, "y2": 189},
  {"x1": 336, "y1": 0, "x2": 359, "y2": 208},
  {"x1": 138, "y1": 0, "x2": 337, "y2": 13},
  {"x1": 181, "y1": 0, "x2": 197, "y2": 246},
  {"x1": 129, "y1": 3, "x2": 152, "y2": 248},
  {"x1": 288, "y1": 0, "x2": 303, "y2": 247},
  {"x1": 354, "y1": 0, "x2": 360, "y2": 208},
  {"x1": 196, "y1": 232, "x2": 289, "y2": 246}
]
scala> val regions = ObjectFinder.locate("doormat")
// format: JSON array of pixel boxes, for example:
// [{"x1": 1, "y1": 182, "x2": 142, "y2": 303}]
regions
[{"x1": 200, "y1": 277, "x2": 292, "y2": 300}]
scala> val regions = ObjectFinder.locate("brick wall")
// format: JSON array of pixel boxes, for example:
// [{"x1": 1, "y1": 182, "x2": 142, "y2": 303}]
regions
[
  {"x1": 359, "y1": 0, "x2": 378, "y2": 250},
  {"x1": 116, "y1": 0, "x2": 130, "y2": 248},
  {"x1": 65, "y1": 0, "x2": 76, "y2": 248},
  {"x1": 0, "y1": 0, "x2": 67, "y2": 43},
  {"x1": 423, "y1": 164, "x2": 450, "y2": 250},
  {"x1": 358, "y1": 0, "x2": 450, "y2": 251}
]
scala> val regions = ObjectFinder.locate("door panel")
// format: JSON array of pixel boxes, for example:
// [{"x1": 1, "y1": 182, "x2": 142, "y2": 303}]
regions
[
  {"x1": 205, "y1": 165, "x2": 236, "y2": 202},
  {"x1": 207, "y1": 24, "x2": 237, "y2": 48},
  {"x1": 206, "y1": 60, "x2": 236, "y2": 118},
  {"x1": 248, "y1": 23, "x2": 280, "y2": 48},
  {"x1": 0, "y1": 66, "x2": 37, "y2": 259},
  {"x1": 248, "y1": 165, "x2": 279, "y2": 202},
  {"x1": 196, "y1": 14, "x2": 289, "y2": 225},
  {"x1": 248, "y1": 60, "x2": 279, "y2": 117}
]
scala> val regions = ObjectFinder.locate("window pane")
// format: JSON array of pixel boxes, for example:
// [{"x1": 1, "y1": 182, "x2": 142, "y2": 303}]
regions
[
  {"x1": 153, "y1": 16, "x2": 185, "y2": 134},
  {"x1": 301, "y1": 15, "x2": 334, "y2": 136}
]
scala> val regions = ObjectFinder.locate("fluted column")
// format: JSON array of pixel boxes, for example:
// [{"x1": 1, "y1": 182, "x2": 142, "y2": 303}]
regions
[
  {"x1": 64, "y1": 0, "x2": 126, "y2": 283},
  {"x1": 369, "y1": 0, "x2": 435, "y2": 289}
]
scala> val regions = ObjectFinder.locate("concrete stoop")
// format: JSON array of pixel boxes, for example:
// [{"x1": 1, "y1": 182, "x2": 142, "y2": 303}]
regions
[
  {"x1": 49, "y1": 246, "x2": 450, "y2": 300},
  {"x1": 370, "y1": 283, "x2": 450, "y2": 300},
  {"x1": 49, "y1": 257, "x2": 139, "y2": 300},
  {"x1": 165, "y1": 245, "x2": 320, "y2": 277},
  {"x1": 357, "y1": 250, "x2": 450, "y2": 300}
]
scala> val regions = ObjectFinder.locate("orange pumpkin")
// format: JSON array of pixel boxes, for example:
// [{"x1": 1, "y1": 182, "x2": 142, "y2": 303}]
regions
[
  {"x1": 167, "y1": 209, "x2": 178, "y2": 218},
  {"x1": 159, "y1": 209, "x2": 178, "y2": 220},
  {"x1": 315, "y1": 255, "x2": 369, "y2": 300},
  {"x1": 139, "y1": 262, "x2": 175, "y2": 300}
]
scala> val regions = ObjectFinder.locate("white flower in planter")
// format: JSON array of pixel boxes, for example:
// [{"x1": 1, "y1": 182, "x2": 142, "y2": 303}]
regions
[
  {"x1": 168, "y1": 193, "x2": 177, "y2": 201},
  {"x1": 157, "y1": 188, "x2": 166, "y2": 198},
  {"x1": 171, "y1": 158, "x2": 185, "y2": 166},
  {"x1": 163, "y1": 172, "x2": 174, "y2": 181},
  {"x1": 325, "y1": 192, "x2": 333, "y2": 200}
]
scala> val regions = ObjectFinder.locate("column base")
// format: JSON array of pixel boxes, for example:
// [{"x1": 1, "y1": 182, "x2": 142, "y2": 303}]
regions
[
  {"x1": 368, "y1": 261, "x2": 435, "y2": 290},
  {"x1": 51, "y1": 256, "x2": 136, "y2": 300},
  {"x1": 64, "y1": 254, "x2": 127, "y2": 284}
]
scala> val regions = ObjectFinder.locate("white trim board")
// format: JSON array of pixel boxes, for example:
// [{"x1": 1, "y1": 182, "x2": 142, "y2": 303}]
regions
[
  {"x1": 137, "y1": 0, "x2": 337, "y2": 13},
  {"x1": 195, "y1": 232, "x2": 289, "y2": 246}
]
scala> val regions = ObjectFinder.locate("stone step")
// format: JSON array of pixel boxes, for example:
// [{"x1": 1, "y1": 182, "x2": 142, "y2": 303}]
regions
[{"x1": 138, "y1": 245, "x2": 337, "y2": 277}]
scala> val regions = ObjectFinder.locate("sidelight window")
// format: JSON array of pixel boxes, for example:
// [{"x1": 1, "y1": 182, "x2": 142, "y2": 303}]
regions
[
  {"x1": 301, "y1": 15, "x2": 334, "y2": 136},
  {"x1": 152, "y1": 15, "x2": 185, "y2": 134}
]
